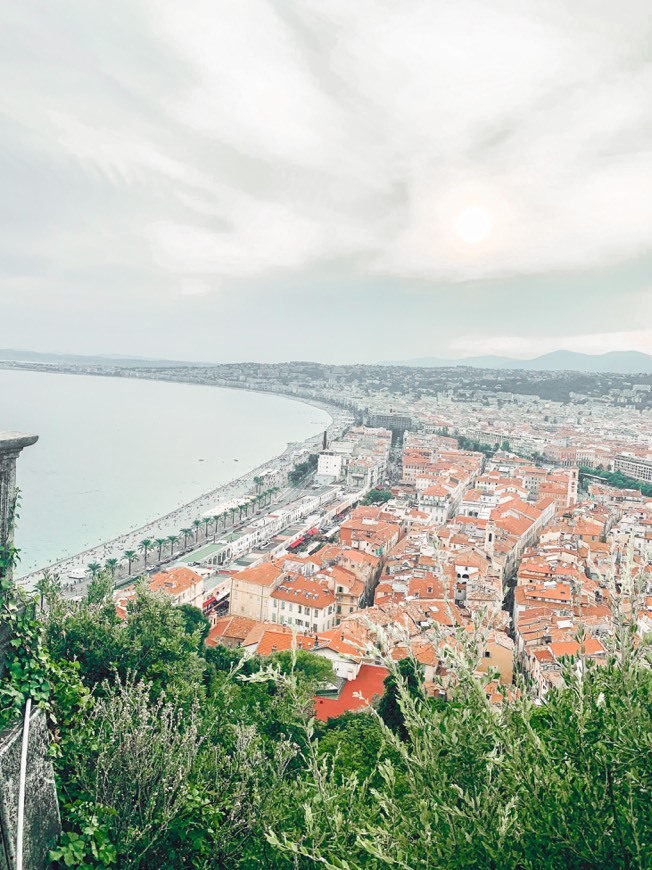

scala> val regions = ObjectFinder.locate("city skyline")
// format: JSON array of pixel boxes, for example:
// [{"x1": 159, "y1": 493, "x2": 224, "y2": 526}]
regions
[{"x1": 1, "y1": 2, "x2": 651, "y2": 362}]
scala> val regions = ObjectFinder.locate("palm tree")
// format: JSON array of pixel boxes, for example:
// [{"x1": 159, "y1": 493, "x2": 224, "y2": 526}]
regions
[
  {"x1": 167, "y1": 534, "x2": 178, "y2": 555},
  {"x1": 192, "y1": 519, "x2": 202, "y2": 543},
  {"x1": 105, "y1": 557, "x2": 119, "y2": 579},
  {"x1": 203, "y1": 517, "x2": 212, "y2": 539},
  {"x1": 221, "y1": 511, "x2": 229, "y2": 528},
  {"x1": 212, "y1": 516, "x2": 221, "y2": 543},
  {"x1": 87, "y1": 561, "x2": 101, "y2": 580},
  {"x1": 124, "y1": 549, "x2": 137, "y2": 575},
  {"x1": 229, "y1": 507, "x2": 237, "y2": 526},
  {"x1": 180, "y1": 528, "x2": 192, "y2": 550},
  {"x1": 34, "y1": 569, "x2": 58, "y2": 610},
  {"x1": 155, "y1": 537, "x2": 167, "y2": 562},
  {"x1": 34, "y1": 575, "x2": 48, "y2": 610},
  {"x1": 253, "y1": 475, "x2": 263, "y2": 493},
  {"x1": 139, "y1": 538, "x2": 153, "y2": 569}
]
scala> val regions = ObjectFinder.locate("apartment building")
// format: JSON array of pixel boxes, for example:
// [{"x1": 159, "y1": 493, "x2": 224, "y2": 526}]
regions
[
  {"x1": 269, "y1": 574, "x2": 338, "y2": 632},
  {"x1": 614, "y1": 454, "x2": 652, "y2": 483}
]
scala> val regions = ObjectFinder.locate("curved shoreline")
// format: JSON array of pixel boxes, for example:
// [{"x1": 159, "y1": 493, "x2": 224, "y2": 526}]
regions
[{"x1": 17, "y1": 382, "x2": 346, "y2": 588}]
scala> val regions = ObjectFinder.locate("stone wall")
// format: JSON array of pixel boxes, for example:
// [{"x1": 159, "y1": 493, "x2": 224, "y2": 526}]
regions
[
  {"x1": 0, "y1": 710, "x2": 61, "y2": 869},
  {"x1": 0, "y1": 432, "x2": 61, "y2": 868}
]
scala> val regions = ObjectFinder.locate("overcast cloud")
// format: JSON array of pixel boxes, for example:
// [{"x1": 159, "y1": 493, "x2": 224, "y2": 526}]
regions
[{"x1": 0, "y1": 0, "x2": 651, "y2": 362}]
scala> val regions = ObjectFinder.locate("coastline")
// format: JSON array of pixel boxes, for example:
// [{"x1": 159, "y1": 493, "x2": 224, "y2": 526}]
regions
[{"x1": 15, "y1": 376, "x2": 346, "y2": 588}]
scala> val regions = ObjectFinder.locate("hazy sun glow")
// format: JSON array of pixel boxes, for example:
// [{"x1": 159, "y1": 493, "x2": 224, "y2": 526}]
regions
[{"x1": 454, "y1": 206, "x2": 493, "y2": 245}]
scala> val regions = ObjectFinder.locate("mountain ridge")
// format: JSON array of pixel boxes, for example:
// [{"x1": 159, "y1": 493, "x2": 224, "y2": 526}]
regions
[
  {"x1": 0, "y1": 348, "x2": 210, "y2": 368},
  {"x1": 382, "y1": 349, "x2": 652, "y2": 374},
  {"x1": 1, "y1": 347, "x2": 651, "y2": 375}
]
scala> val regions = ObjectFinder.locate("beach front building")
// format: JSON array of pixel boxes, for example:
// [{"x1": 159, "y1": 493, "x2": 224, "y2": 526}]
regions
[
  {"x1": 194, "y1": 488, "x2": 341, "y2": 569},
  {"x1": 149, "y1": 567, "x2": 204, "y2": 608}
]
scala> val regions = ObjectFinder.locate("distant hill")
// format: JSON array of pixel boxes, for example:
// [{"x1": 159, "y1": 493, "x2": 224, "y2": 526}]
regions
[
  {"x1": 0, "y1": 349, "x2": 211, "y2": 368},
  {"x1": 383, "y1": 350, "x2": 652, "y2": 374}
]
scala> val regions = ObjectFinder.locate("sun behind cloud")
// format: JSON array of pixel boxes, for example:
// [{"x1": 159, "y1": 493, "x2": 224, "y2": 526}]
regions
[{"x1": 453, "y1": 206, "x2": 494, "y2": 245}]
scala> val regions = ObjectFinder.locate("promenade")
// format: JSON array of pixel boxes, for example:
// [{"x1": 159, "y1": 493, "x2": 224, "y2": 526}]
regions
[{"x1": 19, "y1": 424, "x2": 337, "y2": 592}]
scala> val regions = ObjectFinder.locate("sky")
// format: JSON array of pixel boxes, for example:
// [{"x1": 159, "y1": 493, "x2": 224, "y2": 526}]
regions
[{"x1": 1, "y1": 0, "x2": 651, "y2": 364}]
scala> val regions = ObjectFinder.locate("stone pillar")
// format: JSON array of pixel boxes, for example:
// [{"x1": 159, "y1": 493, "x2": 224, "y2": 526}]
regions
[
  {"x1": 1, "y1": 433, "x2": 38, "y2": 677},
  {"x1": 0, "y1": 432, "x2": 38, "y2": 584}
]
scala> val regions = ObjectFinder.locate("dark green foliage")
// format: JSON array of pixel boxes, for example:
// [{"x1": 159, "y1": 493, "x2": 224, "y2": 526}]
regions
[
  {"x1": 579, "y1": 465, "x2": 652, "y2": 498},
  {"x1": 456, "y1": 434, "x2": 498, "y2": 457},
  {"x1": 271, "y1": 658, "x2": 652, "y2": 869},
  {"x1": 40, "y1": 587, "x2": 652, "y2": 869},
  {"x1": 269, "y1": 648, "x2": 335, "y2": 686},
  {"x1": 288, "y1": 453, "x2": 319, "y2": 485},
  {"x1": 317, "y1": 712, "x2": 393, "y2": 786},
  {"x1": 363, "y1": 488, "x2": 393, "y2": 505},
  {"x1": 377, "y1": 655, "x2": 425, "y2": 740},
  {"x1": 177, "y1": 603, "x2": 211, "y2": 647}
]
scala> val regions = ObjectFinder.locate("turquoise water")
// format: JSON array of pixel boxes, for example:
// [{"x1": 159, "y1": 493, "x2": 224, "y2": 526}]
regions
[{"x1": 0, "y1": 369, "x2": 330, "y2": 575}]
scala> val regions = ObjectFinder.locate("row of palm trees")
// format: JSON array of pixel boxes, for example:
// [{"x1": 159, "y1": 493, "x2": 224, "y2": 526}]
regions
[{"x1": 87, "y1": 486, "x2": 282, "y2": 579}]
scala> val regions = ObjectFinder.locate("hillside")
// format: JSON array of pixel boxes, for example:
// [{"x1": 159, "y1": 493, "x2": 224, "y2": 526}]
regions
[{"x1": 385, "y1": 349, "x2": 652, "y2": 374}]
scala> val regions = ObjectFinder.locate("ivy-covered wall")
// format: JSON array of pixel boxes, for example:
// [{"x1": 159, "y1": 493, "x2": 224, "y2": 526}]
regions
[{"x1": 0, "y1": 432, "x2": 61, "y2": 869}]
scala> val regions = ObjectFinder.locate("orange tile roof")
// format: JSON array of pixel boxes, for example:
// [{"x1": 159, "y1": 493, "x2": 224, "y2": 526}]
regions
[
  {"x1": 234, "y1": 562, "x2": 283, "y2": 588},
  {"x1": 548, "y1": 638, "x2": 606, "y2": 659},
  {"x1": 271, "y1": 574, "x2": 335, "y2": 609},
  {"x1": 314, "y1": 665, "x2": 389, "y2": 721},
  {"x1": 149, "y1": 567, "x2": 202, "y2": 597},
  {"x1": 207, "y1": 615, "x2": 260, "y2": 646},
  {"x1": 341, "y1": 548, "x2": 380, "y2": 566},
  {"x1": 256, "y1": 628, "x2": 316, "y2": 656},
  {"x1": 314, "y1": 628, "x2": 365, "y2": 660}
]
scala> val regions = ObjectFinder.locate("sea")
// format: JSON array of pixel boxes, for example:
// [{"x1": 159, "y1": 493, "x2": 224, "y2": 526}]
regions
[{"x1": 0, "y1": 368, "x2": 331, "y2": 576}]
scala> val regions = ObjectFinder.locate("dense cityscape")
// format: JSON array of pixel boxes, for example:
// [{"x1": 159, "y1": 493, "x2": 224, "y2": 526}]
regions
[
  {"x1": 6, "y1": 358, "x2": 652, "y2": 701},
  {"x1": 2, "y1": 358, "x2": 652, "y2": 867}
]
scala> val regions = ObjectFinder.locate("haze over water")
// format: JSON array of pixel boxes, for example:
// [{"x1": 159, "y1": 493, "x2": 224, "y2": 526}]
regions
[{"x1": 0, "y1": 369, "x2": 331, "y2": 575}]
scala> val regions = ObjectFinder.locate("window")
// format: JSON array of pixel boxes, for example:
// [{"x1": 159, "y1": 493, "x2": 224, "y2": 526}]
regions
[
  {"x1": 281, "y1": 601, "x2": 285, "y2": 610},
  {"x1": 297, "y1": 605, "x2": 302, "y2": 614},
  {"x1": 337, "y1": 605, "x2": 341, "y2": 614},
  {"x1": 484, "y1": 651, "x2": 491, "y2": 658},
  {"x1": 272, "y1": 599, "x2": 277, "y2": 608}
]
